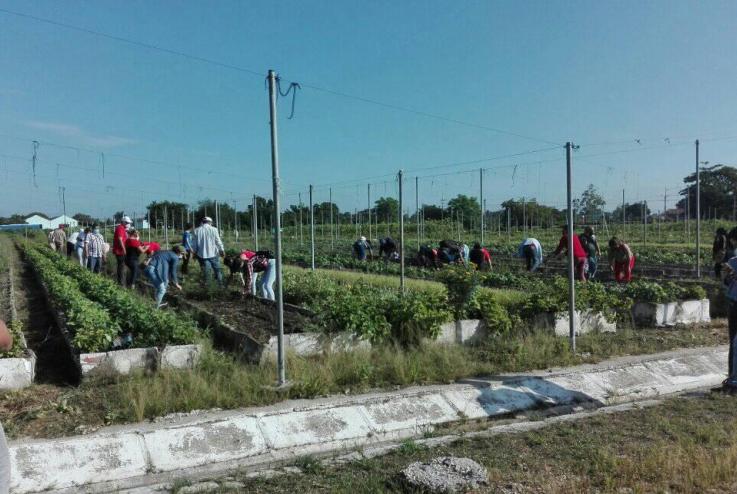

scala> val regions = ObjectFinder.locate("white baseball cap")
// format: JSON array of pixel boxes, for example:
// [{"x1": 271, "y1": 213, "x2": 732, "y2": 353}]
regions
[
  {"x1": 122, "y1": 216, "x2": 132, "y2": 224},
  {"x1": 203, "y1": 216, "x2": 213, "y2": 223},
  {"x1": 360, "y1": 236, "x2": 366, "y2": 242}
]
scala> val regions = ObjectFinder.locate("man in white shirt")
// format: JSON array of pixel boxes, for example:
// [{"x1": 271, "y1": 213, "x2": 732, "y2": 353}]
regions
[{"x1": 192, "y1": 216, "x2": 225, "y2": 287}]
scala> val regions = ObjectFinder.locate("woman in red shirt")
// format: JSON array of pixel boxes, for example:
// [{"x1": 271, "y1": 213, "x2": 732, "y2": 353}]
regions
[
  {"x1": 552, "y1": 225, "x2": 588, "y2": 282},
  {"x1": 124, "y1": 230, "x2": 149, "y2": 288}
]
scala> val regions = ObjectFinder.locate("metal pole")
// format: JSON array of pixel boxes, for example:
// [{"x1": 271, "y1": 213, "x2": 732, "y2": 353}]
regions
[
  {"x1": 329, "y1": 187, "x2": 334, "y2": 251},
  {"x1": 61, "y1": 187, "x2": 66, "y2": 223},
  {"x1": 416, "y1": 176, "x2": 420, "y2": 250},
  {"x1": 696, "y1": 139, "x2": 701, "y2": 278},
  {"x1": 267, "y1": 69, "x2": 286, "y2": 386},
  {"x1": 147, "y1": 209, "x2": 151, "y2": 242},
  {"x1": 253, "y1": 195, "x2": 259, "y2": 251},
  {"x1": 565, "y1": 142, "x2": 576, "y2": 353},
  {"x1": 522, "y1": 197, "x2": 527, "y2": 237},
  {"x1": 622, "y1": 189, "x2": 625, "y2": 236},
  {"x1": 299, "y1": 192, "x2": 303, "y2": 246},
  {"x1": 479, "y1": 168, "x2": 484, "y2": 245},
  {"x1": 309, "y1": 184, "x2": 315, "y2": 270},
  {"x1": 367, "y1": 184, "x2": 371, "y2": 242},
  {"x1": 398, "y1": 170, "x2": 405, "y2": 293},
  {"x1": 642, "y1": 201, "x2": 646, "y2": 248}
]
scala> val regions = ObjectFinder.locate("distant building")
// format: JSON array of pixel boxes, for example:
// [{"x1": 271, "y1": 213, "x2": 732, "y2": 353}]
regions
[{"x1": 24, "y1": 214, "x2": 79, "y2": 230}]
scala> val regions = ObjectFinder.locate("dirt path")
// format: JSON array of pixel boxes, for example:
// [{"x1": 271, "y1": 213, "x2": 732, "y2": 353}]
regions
[{"x1": 8, "y1": 242, "x2": 80, "y2": 385}]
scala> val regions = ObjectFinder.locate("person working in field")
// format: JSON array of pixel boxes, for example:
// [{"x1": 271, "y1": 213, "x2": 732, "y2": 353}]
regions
[
  {"x1": 75, "y1": 227, "x2": 89, "y2": 267},
  {"x1": 517, "y1": 237, "x2": 543, "y2": 272},
  {"x1": 378, "y1": 237, "x2": 399, "y2": 262},
  {"x1": 0, "y1": 319, "x2": 12, "y2": 493},
  {"x1": 469, "y1": 242, "x2": 491, "y2": 271},
  {"x1": 353, "y1": 236, "x2": 372, "y2": 261},
  {"x1": 181, "y1": 223, "x2": 194, "y2": 275},
  {"x1": 113, "y1": 216, "x2": 133, "y2": 286},
  {"x1": 84, "y1": 225, "x2": 106, "y2": 273},
  {"x1": 718, "y1": 231, "x2": 737, "y2": 393},
  {"x1": 66, "y1": 228, "x2": 79, "y2": 257},
  {"x1": 192, "y1": 216, "x2": 225, "y2": 287},
  {"x1": 608, "y1": 237, "x2": 635, "y2": 282},
  {"x1": 143, "y1": 246, "x2": 184, "y2": 308},
  {"x1": 48, "y1": 224, "x2": 66, "y2": 252},
  {"x1": 124, "y1": 229, "x2": 149, "y2": 288},
  {"x1": 580, "y1": 226, "x2": 601, "y2": 280},
  {"x1": 552, "y1": 225, "x2": 588, "y2": 281},
  {"x1": 713, "y1": 227, "x2": 728, "y2": 278}
]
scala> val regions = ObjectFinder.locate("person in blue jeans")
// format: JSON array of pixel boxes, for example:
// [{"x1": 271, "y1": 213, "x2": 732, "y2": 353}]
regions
[
  {"x1": 144, "y1": 246, "x2": 184, "y2": 308},
  {"x1": 192, "y1": 217, "x2": 225, "y2": 287},
  {"x1": 720, "y1": 228, "x2": 737, "y2": 392},
  {"x1": 257, "y1": 258, "x2": 277, "y2": 301}
]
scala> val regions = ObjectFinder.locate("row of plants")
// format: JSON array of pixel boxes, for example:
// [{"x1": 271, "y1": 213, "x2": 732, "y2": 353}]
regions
[
  {"x1": 34, "y1": 246, "x2": 199, "y2": 350},
  {"x1": 22, "y1": 246, "x2": 122, "y2": 352},
  {"x1": 0, "y1": 248, "x2": 26, "y2": 358}
]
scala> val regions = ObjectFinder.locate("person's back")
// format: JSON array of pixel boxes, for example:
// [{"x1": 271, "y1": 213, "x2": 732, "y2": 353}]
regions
[
  {"x1": 193, "y1": 221, "x2": 224, "y2": 259},
  {"x1": 469, "y1": 244, "x2": 485, "y2": 267}
]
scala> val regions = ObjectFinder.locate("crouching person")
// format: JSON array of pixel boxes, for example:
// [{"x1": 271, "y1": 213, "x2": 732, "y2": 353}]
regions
[{"x1": 144, "y1": 246, "x2": 184, "y2": 308}]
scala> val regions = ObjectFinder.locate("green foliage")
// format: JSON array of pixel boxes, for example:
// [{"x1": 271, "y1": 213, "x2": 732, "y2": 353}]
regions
[
  {"x1": 471, "y1": 290, "x2": 514, "y2": 336},
  {"x1": 23, "y1": 247, "x2": 121, "y2": 352},
  {"x1": 37, "y1": 248, "x2": 198, "y2": 347},
  {"x1": 436, "y1": 265, "x2": 480, "y2": 318},
  {"x1": 0, "y1": 320, "x2": 26, "y2": 358},
  {"x1": 625, "y1": 280, "x2": 707, "y2": 304}
]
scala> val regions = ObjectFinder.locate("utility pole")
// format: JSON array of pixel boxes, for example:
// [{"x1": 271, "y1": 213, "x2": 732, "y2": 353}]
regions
[
  {"x1": 309, "y1": 185, "x2": 315, "y2": 270},
  {"x1": 642, "y1": 201, "x2": 646, "y2": 248},
  {"x1": 696, "y1": 139, "x2": 701, "y2": 278},
  {"x1": 522, "y1": 197, "x2": 527, "y2": 237},
  {"x1": 164, "y1": 204, "x2": 169, "y2": 248},
  {"x1": 398, "y1": 170, "x2": 405, "y2": 293},
  {"x1": 621, "y1": 189, "x2": 625, "y2": 236},
  {"x1": 299, "y1": 192, "x2": 303, "y2": 246},
  {"x1": 565, "y1": 142, "x2": 576, "y2": 353},
  {"x1": 367, "y1": 184, "x2": 371, "y2": 241},
  {"x1": 415, "y1": 176, "x2": 420, "y2": 250},
  {"x1": 267, "y1": 69, "x2": 286, "y2": 386},
  {"x1": 329, "y1": 187, "x2": 334, "y2": 251},
  {"x1": 253, "y1": 194, "x2": 259, "y2": 251},
  {"x1": 60, "y1": 187, "x2": 66, "y2": 223},
  {"x1": 147, "y1": 209, "x2": 151, "y2": 242},
  {"x1": 479, "y1": 168, "x2": 484, "y2": 245}
]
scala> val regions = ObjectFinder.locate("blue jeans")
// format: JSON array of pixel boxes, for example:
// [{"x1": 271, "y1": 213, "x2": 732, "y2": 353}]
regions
[
  {"x1": 257, "y1": 259, "x2": 276, "y2": 301},
  {"x1": 87, "y1": 256, "x2": 103, "y2": 273},
  {"x1": 198, "y1": 256, "x2": 223, "y2": 286},
  {"x1": 587, "y1": 256, "x2": 598, "y2": 279},
  {"x1": 144, "y1": 266, "x2": 167, "y2": 307},
  {"x1": 76, "y1": 246, "x2": 85, "y2": 267}
]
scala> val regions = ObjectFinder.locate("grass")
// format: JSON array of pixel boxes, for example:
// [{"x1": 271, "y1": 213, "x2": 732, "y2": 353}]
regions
[
  {"x1": 199, "y1": 393, "x2": 737, "y2": 493},
  {"x1": 0, "y1": 323, "x2": 727, "y2": 440}
]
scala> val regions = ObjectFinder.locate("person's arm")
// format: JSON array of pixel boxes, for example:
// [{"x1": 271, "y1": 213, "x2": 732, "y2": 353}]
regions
[
  {"x1": 115, "y1": 228, "x2": 126, "y2": 255},
  {"x1": 0, "y1": 319, "x2": 13, "y2": 352},
  {"x1": 552, "y1": 236, "x2": 565, "y2": 257},
  {"x1": 214, "y1": 229, "x2": 225, "y2": 255},
  {"x1": 169, "y1": 255, "x2": 181, "y2": 288},
  {"x1": 244, "y1": 258, "x2": 255, "y2": 295}
]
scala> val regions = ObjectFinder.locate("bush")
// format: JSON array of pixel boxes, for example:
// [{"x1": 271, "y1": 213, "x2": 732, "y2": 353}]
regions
[
  {"x1": 472, "y1": 291, "x2": 514, "y2": 336},
  {"x1": 436, "y1": 265, "x2": 480, "y2": 318}
]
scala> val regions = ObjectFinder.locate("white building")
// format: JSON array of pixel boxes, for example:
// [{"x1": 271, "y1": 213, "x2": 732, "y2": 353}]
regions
[{"x1": 24, "y1": 214, "x2": 79, "y2": 230}]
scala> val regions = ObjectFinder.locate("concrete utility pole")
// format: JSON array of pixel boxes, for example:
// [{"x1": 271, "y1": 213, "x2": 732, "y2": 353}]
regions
[
  {"x1": 696, "y1": 139, "x2": 701, "y2": 278},
  {"x1": 329, "y1": 187, "x2": 334, "y2": 251},
  {"x1": 398, "y1": 170, "x2": 405, "y2": 293},
  {"x1": 309, "y1": 185, "x2": 315, "y2": 270},
  {"x1": 479, "y1": 168, "x2": 484, "y2": 245},
  {"x1": 253, "y1": 194, "x2": 259, "y2": 251},
  {"x1": 415, "y1": 176, "x2": 420, "y2": 250},
  {"x1": 299, "y1": 192, "x2": 303, "y2": 246},
  {"x1": 621, "y1": 189, "x2": 625, "y2": 235},
  {"x1": 267, "y1": 69, "x2": 286, "y2": 386},
  {"x1": 565, "y1": 142, "x2": 576, "y2": 353},
  {"x1": 367, "y1": 184, "x2": 371, "y2": 241},
  {"x1": 164, "y1": 204, "x2": 169, "y2": 248}
]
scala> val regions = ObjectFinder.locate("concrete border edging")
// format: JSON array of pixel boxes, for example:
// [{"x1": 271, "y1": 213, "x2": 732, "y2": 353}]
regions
[{"x1": 9, "y1": 345, "x2": 728, "y2": 494}]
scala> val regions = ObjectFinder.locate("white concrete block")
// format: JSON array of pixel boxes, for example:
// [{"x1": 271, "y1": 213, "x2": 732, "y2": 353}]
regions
[
  {"x1": 264, "y1": 333, "x2": 371, "y2": 360},
  {"x1": 330, "y1": 333, "x2": 372, "y2": 353},
  {"x1": 10, "y1": 433, "x2": 147, "y2": 494},
  {"x1": 143, "y1": 416, "x2": 267, "y2": 472},
  {"x1": 160, "y1": 344, "x2": 202, "y2": 370},
  {"x1": 633, "y1": 299, "x2": 711, "y2": 327},
  {"x1": 436, "y1": 322, "x2": 457, "y2": 343},
  {"x1": 258, "y1": 407, "x2": 373, "y2": 450},
  {"x1": 533, "y1": 310, "x2": 614, "y2": 337},
  {"x1": 0, "y1": 352, "x2": 35, "y2": 390},
  {"x1": 361, "y1": 394, "x2": 459, "y2": 433},
  {"x1": 442, "y1": 384, "x2": 540, "y2": 420},
  {"x1": 80, "y1": 347, "x2": 159, "y2": 375},
  {"x1": 435, "y1": 320, "x2": 486, "y2": 344}
]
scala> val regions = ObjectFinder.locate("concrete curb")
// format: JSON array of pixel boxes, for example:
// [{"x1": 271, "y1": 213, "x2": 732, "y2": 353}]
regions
[{"x1": 9, "y1": 345, "x2": 728, "y2": 494}]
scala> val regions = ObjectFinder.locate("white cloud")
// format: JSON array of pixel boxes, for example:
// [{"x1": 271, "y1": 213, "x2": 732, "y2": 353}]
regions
[{"x1": 24, "y1": 120, "x2": 137, "y2": 148}]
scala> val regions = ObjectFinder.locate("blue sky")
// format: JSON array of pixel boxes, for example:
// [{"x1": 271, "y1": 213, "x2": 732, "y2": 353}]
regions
[{"x1": 1, "y1": 0, "x2": 737, "y2": 219}]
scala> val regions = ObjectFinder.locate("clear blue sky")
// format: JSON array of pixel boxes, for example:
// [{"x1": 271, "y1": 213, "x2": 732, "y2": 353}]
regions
[{"x1": 1, "y1": 0, "x2": 737, "y2": 219}]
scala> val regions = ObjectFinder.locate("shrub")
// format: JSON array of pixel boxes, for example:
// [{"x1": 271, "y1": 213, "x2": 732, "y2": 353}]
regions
[{"x1": 436, "y1": 265, "x2": 480, "y2": 318}]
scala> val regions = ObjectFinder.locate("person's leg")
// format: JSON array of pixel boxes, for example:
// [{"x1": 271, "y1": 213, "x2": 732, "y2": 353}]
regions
[
  {"x1": 182, "y1": 251, "x2": 191, "y2": 275},
  {"x1": 197, "y1": 256, "x2": 210, "y2": 286},
  {"x1": 0, "y1": 422, "x2": 9, "y2": 494},
  {"x1": 89, "y1": 257, "x2": 99, "y2": 273},
  {"x1": 614, "y1": 262, "x2": 624, "y2": 282},
  {"x1": 263, "y1": 259, "x2": 276, "y2": 300},
  {"x1": 589, "y1": 256, "x2": 598, "y2": 279},
  {"x1": 76, "y1": 246, "x2": 85, "y2": 267},
  {"x1": 209, "y1": 256, "x2": 223, "y2": 286},
  {"x1": 728, "y1": 302, "x2": 737, "y2": 383},
  {"x1": 116, "y1": 255, "x2": 126, "y2": 285},
  {"x1": 155, "y1": 282, "x2": 167, "y2": 307},
  {"x1": 625, "y1": 256, "x2": 636, "y2": 282}
]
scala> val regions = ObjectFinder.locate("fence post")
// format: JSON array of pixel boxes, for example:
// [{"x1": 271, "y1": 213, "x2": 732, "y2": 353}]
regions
[
  {"x1": 309, "y1": 185, "x2": 315, "y2": 270},
  {"x1": 398, "y1": 170, "x2": 405, "y2": 293},
  {"x1": 566, "y1": 142, "x2": 576, "y2": 353}
]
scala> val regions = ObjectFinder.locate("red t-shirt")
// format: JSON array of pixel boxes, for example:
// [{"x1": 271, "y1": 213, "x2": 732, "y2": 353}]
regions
[
  {"x1": 113, "y1": 224, "x2": 128, "y2": 256},
  {"x1": 481, "y1": 248, "x2": 491, "y2": 263},
  {"x1": 556, "y1": 234, "x2": 587, "y2": 259},
  {"x1": 144, "y1": 242, "x2": 161, "y2": 254},
  {"x1": 125, "y1": 238, "x2": 142, "y2": 249}
]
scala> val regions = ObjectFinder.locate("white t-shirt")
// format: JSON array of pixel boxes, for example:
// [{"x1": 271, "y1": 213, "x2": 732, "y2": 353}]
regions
[{"x1": 67, "y1": 231, "x2": 79, "y2": 244}]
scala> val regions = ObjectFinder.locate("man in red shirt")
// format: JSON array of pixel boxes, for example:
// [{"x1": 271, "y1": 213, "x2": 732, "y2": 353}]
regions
[
  {"x1": 552, "y1": 225, "x2": 588, "y2": 282},
  {"x1": 113, "y1": 216, "x2": 133, "y2": 285}
]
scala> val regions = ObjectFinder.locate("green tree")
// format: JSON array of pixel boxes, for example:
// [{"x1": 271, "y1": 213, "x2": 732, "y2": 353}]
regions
[
  {"x1": 573, "y1": 184, "x2": 606, "y2": 222},
  {"x1": 374, "y1": 197, "x2": 399, "y2": 223},
  {"x1": 446, "y1": 195, "x2": 481, "y2": 228},
  {"x1": 610, "y1": 202, "x2": 651, "y2": 222},
  {"x1": 678, "y1": 165, "x2": 737, "y2": 219}
]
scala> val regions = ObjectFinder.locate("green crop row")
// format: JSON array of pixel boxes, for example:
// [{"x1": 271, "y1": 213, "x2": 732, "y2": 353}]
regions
[
  {"x1": 35, "y1": 247, "x2": 199, "y2": 349},
  {"x1": 23, "y1": 247, "x2": 121, "y2": 352}
]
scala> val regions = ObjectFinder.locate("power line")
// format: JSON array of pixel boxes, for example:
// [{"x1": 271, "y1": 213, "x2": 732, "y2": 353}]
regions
[{"x1": 0, "y1": 7, "x2": 559, "y2": 145}]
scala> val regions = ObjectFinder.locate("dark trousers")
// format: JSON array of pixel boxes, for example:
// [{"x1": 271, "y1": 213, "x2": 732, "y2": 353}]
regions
[
  {"x1": 125, "y1": 257, "x2": 140, "y2": 288},
  {"x1": 729, "y1": 301, "x2": 737, "y2": 381},
  {"x1": 182, "y1": 251, "x2": 192, "y2": 275},
  {"x1": 66, "y1": 243, "x2": 74, "y2": 257},
  {"x1": 116, "y1": 255, "x2": 126, "y2": 285}
]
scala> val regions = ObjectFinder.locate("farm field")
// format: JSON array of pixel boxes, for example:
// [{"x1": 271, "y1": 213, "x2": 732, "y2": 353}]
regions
[{"x1": 0, "y1": 231, "x2": 729, "y2": 442}]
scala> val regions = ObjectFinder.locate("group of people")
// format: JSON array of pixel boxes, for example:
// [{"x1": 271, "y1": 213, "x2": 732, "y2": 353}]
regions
[{"x1": 517, "y1": 226, "x2": 636, "y2": 283}]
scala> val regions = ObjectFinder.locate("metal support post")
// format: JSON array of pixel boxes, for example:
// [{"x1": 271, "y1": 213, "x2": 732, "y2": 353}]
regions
[
  {"x1": 565, "y1": 142, "x2": 576, "y2": 353},
  {"x1": 309, "y1": 185, "x2": 315, "y2": 270},
  {"x1": 398, "y1": 170, "x2": 405, "y2": 293}
]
